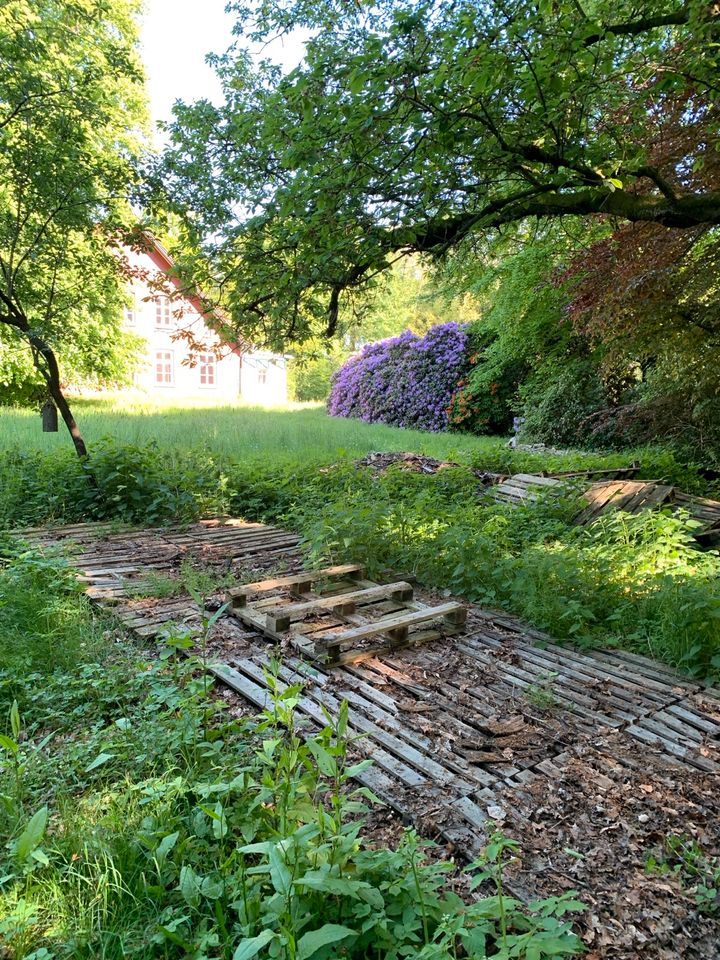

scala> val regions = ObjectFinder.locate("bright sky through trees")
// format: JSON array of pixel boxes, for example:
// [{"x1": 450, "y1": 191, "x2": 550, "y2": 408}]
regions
[{"x1": 140, "y1": 0, "x2": 307, "y2": 132}]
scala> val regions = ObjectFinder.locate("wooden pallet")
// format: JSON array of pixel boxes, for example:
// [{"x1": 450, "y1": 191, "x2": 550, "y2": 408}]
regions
[
  {"x1": 227, "y1": 564, "x2": 467, "y2": 664},
  {"x1": 545, "y1": 464, "x2": 641, "y2": 481},
  {"x1": 490, "y1": 476, "x2": 720, "y2": 546},
  {"x1": 489, "y1": 473, "x2": 566, "y2": 506},
  {"x1": 13, "y1": 519, "x2": 302, "y2": 601},
  {"x1": 576, "y1": 480, "x2": 720, "y2": 536},
  {"x1": 12, "y1": 519, "x2": 720, "y2": 865}
]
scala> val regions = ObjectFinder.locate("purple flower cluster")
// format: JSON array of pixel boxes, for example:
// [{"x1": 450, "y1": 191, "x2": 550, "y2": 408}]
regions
[{"x1": 327, "y1": 323, "x2": 470, "y2": 431}]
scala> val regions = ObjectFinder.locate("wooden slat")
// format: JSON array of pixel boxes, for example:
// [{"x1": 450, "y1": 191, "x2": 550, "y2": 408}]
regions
[
  {"x1": 266, "y1": 582, "x2": 415, "y2": 631},
  {"x1": 463, "y1": 631, "x2": 680, "y2": 710},
  {"x1": 626, "y1": 722, "x2": 719, "y2": 772},
  {"x1": 619, "y1": 482, "x2": 673, "y2": 515},
  {"x1": 575, "y1": 480, "x2": 630, "y2": 524},
  {"x1": 269, "y1": 661, "x2": 479, "y2": 794},
  {"x1": 228, "y1": 564, "x2": 364, "y2": 604},
  {"x1": 290, "y1": 661, "x2": 504, "y2": 785},
  {"x1": 511, "y1": 474, "x2": 565, "y2": 488},
  {"x1": 318, "y1": 602, "x2": 466, "y2": 651}
]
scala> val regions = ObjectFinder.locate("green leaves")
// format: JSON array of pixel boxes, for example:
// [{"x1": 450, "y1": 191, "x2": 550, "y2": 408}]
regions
[
  {"x1": 306, "y1": 738, "x2": 336, "y2": 777},
  {"x1": 0, "y1": 734, "x2": 19, "y2": 757},
  {"x1": 10, "y1": 701, "x2": 20, "y2": 740},
  {"x1": 0, "y1": 0, "x2": 148, "y2": 415},
  {"x1": 161, "y1": 0, "x2": 716, "y2": 348},
  {"x1": 233, "y1": 929, "x2": 276, "y2": 960},
  {"x1": 14, "y1": 806, "x2": 48, "y2": 865},
  {"x1": 84, "y1": 751, "x2": 115, "y2": 773},
  {"x1": 154, "y1": 830, "x2": 179, "y2": 868},
  {"x1": 297, "y1": 923, "x2": 356, "y2": 959},
  {"x1": 179, "y1": 864, "x2": 201, "y2": 907}
]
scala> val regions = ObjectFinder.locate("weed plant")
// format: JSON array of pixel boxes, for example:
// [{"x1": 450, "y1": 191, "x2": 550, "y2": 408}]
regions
[
  {"x1": 284, "y1": 465, "x2": 720, "y2": 677},
  {"x1": 646, "y1": 834, "x2": 720, "y2": 916}
]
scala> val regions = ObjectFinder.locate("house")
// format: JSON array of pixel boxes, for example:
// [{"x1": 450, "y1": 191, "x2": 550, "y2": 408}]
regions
[{"x1": 121, "y1": 238, "x2": 287, "y2": 403}]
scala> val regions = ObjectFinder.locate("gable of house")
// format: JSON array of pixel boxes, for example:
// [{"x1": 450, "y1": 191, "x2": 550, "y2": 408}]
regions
[{"x1": 121, "y1": 240, "x2": 287, "y2": 404}]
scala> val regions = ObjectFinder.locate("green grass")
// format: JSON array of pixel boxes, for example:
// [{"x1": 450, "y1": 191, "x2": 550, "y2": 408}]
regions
[
  {"x1": 0, "y1": 397, "x2": 506, "y2": 462},
  {"x1": 2, "y1": 396, "x2": 716, "y2": 678}
]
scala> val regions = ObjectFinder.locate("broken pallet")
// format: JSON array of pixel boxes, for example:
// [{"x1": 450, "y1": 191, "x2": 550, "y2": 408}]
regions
[
  {"x1": 489, "y1": 473, "x2": 567, "y2": 506},
  {"x1": 227, "y1": 563, "x2": 467, "y2": 664}
]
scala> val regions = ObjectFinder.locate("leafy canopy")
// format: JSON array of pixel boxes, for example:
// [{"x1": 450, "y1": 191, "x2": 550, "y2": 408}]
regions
[
  {"x1": 160, "y1": 0, "x2": 720, "y2": 348},
  {"x1": 0, "y1": 0, "x2": 148, "y2": 405}
]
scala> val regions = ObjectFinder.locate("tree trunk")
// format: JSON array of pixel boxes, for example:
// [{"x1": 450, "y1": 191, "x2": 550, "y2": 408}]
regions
[
  {"x1": 0, "y1": 297, "x2": 91, "y2": 459},
  {"x1": 32, "y1": 335, "x2": 90, "y2": 459}
]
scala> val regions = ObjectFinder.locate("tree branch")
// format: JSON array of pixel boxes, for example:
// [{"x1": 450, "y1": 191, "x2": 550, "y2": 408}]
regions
[{"x1": 582, "y1": 11, "x2": 694, "y2": 47}]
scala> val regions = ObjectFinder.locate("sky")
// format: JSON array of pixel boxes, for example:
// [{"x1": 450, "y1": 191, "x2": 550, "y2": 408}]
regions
[{"x1": 140, "y1": 0, "x2": 307, "y2": 135}]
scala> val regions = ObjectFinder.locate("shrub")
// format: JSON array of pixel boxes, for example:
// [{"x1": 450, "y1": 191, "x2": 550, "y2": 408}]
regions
[
  {"x1": 328, "y1": 323, "x2": 470, "y2": 431},
  {"x1": 519, "y1": 360, "x2": 610, "y2": 448},
  {"x1": 0, "y1": 441, "x2": 230, "y2": 528}
]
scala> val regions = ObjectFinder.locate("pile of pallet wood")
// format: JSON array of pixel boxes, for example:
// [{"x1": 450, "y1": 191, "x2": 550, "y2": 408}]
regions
[
  {"x1": 227, "y1": 563, "x2": 467, "y2": 665},
  {"x1": 488, "y1": 464, "x2": 642, "y2": 507},
  {"x1": 488, "y1": 470, "x2": 720, "y2": 545},
  {"x1": 577, "y1": 480, "x2": 720, "y2": 543}
]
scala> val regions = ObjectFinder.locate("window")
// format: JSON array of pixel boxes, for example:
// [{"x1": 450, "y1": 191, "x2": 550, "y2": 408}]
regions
[
  {"x1": 155, "y1": 351, "x2": 173, "y2": 386},
  {"x1": 257, "y1": 366, "x2": 267, "y2": 386},
  {"x1": 155, "y1": 297, "x2": 172, "y2": 329},
  {"x1": 123, "y1": 290, "x2": 137, "y2": 325},
  {"x1": 199, "y1": 353, "x2": 216, "y2": 387}
]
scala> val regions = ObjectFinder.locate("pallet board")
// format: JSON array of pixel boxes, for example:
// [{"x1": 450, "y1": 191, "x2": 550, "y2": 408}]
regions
[
  {"x1": 576, "y1": 480, "x2": 720, "y2": 539},
  {"x1": 489, "y1": 473, "x2": 566, "y2": 505},
  {"x1": 13, "y1": 518, "x2": 719, "y2": 863},
  {"x1": 490, "y1": 475, "x2": 720, "y2": 545},
  {"x1": 228, "y1": 563, "x2": 467, "y2": 663},
  {"x1": 13, "y1": 519, "x2": 303, "y2": 601}
]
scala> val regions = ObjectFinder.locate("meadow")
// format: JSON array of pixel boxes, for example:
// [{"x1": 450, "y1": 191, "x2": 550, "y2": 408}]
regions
[{"x1": 0, "y1": 397, "x2": 506, "y2": 462}]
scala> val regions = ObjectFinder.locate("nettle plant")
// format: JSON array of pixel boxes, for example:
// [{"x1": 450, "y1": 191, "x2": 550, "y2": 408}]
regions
[{"x1": 191, "y1": 670, "x2": 586, "y2": 960}]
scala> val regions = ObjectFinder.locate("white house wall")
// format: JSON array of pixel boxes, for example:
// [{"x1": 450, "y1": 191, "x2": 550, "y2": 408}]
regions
[
  {"x1": 239, "y1": 352, "x2": 288, "y2": 405},
  {"x1": 123, "y1": 275, "x2": 287, "y2": 404}
]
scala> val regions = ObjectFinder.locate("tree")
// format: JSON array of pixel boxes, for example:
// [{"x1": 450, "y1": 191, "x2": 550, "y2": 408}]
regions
[
  {"x1": 160, "y1": 0, "x2": 720, "y2": 348},
  {"x1": 0, "y1": 0, "x2": 147, "y2": 456}
]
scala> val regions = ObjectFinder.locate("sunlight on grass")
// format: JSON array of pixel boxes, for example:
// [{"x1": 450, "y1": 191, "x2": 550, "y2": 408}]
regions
[{"x1": 0, "y1": 396, "x2": 506, "y2": 462}]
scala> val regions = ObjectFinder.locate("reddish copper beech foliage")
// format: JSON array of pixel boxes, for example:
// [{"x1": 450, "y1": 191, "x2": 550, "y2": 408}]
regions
[{"x1": 560, "y1": 90, "x2": 720, "y2": 352}]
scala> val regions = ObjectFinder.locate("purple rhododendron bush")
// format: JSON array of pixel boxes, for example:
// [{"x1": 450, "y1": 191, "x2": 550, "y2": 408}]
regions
[{"x1": 327, "y1": 323, "x2": 470, "y2": 431}]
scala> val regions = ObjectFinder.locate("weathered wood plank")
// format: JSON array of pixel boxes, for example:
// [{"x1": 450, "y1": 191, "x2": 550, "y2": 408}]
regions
[
  {"x1": 318, "y1": 602, "x2": 466, "y2": 650},
  {"x1": 228, "y1": 564, "x2": 365, "y2": 605},
  {"x1": 266, "y1": 582, "x2": 415, "y2": 631}
]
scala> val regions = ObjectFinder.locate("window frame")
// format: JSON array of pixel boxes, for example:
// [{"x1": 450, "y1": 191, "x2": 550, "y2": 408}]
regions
[
  {"x1": 155, "y1": 297, "x2": 173, "y2": 330},
  {"x1": 154, "y1": 350, "x2": 174, "y2": 387},
  {"x1": 198, "y1": 352, "x2": 217, "y2": 388}
]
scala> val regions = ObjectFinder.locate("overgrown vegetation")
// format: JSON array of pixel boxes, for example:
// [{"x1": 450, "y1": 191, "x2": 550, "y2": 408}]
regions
[
  {"x1": 443, "y1": 222, "x2": 720, "y2": 461},
  {"x1": 239, "y1": 462, "x2": 720, "y2": 679},
  {"x1": 0, "y1": 541, "x2": 585, "y2": 958},
  {"x1": 646, "y1": 834, "x2": 720, "y2": 918},
  {"x1": 1, "y1": 430, "x2": 717, "y2": 679}
]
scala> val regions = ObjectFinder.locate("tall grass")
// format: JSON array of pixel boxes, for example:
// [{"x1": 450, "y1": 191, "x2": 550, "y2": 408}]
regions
[{"x1": 0, "y1": 397, "x2": 505, "y2": 462}]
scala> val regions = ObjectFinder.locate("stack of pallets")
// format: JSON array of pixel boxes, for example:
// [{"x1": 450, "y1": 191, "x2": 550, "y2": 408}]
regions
[{"x1": 227, "y1": 563, "x2": 467, "y2": 665}]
